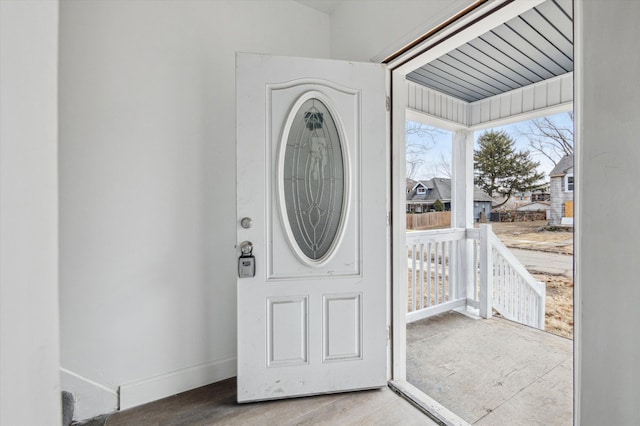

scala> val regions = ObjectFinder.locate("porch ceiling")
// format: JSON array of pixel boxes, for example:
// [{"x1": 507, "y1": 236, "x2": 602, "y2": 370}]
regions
[{"x1": 407, "y1": 0, "x2": 573, "y2": 103}]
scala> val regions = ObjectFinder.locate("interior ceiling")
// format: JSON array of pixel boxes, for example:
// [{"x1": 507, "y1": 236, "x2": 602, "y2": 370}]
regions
[
  {"x1": 295, "y1": 0, "x2": 343, "y2": 15},
  {"x1": 407, "y1": 0, "x2": 573, "y2": 103}
]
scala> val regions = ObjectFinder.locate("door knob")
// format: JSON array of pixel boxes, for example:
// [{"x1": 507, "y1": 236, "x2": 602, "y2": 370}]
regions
[
  {"x1": 240, "y1": 217, "x2": 253, "y2": 229},
  {"x1": 240, "y1": 241, "x2": 253, "y2": 255}
]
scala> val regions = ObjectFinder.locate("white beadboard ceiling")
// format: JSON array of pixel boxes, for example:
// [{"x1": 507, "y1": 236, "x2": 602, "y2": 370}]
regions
[
  {"x1": 407, "y1": 0, "x2": 573, "y2": 103},
  {"x1": 294, "y1": 0, "x2": 573, "y2": 104}
]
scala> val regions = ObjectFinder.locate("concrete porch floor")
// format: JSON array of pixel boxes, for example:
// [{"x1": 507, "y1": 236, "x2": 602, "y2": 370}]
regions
[{"x1": 407, "y1": 311, "x2": 573, "y2": 425}]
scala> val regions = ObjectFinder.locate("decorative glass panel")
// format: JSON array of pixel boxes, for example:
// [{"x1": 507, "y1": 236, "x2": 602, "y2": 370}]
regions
[{"x1": 283, "y1": 98, "x2": 344, "y2": 261}]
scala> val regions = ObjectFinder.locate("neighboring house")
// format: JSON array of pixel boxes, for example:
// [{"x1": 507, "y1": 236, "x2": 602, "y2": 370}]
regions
[
  {"x1": 517, "y1": 201, "x2": 551, "y2": 212},
  {"x1": 531, "y1": 184, "x2": 551, "y2": 202},
  {"x1": 492, "y1": 183, "x2": 551, "y2": 211},
  {"x1": 517, "y1": 201, "x2": 551, "y2": 220},
  {"x1": 407, "y1": 178, "x2": 493, "y2": 221},
  {"x1": 549, "y1": 154, "x2": 574, "y2": 225}
]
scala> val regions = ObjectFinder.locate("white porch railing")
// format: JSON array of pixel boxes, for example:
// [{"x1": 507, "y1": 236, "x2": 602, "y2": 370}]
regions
[
  {"x1": 407, "y1": 224, "x2": 546, "y2": 329},
  {"x1": 406, "y1": 228, "x2": 467, "y2": 323}
]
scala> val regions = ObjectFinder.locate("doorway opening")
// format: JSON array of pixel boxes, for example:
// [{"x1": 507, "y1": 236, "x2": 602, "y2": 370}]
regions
[{"x1": 388, "y1": 1, "x2": 575, "y2": 424}]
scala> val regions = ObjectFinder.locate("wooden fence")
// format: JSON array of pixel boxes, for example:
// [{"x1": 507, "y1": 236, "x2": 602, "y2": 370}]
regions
[{"x1": 406, "y1": 211, "x2": 451, "y2": 230}]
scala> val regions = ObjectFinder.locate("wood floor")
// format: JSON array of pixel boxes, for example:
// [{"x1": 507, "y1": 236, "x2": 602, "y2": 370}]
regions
[
  {"x1": 88, "y1": 312, "x2": 573, "y2": 425},
  {"x1": 103, "y1": 378, "x2": 436, "y2": 426}
]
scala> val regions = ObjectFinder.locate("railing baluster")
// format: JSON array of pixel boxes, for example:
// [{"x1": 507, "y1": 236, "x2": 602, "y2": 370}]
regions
[
  {"x1": 504, "y1": 261, "x2": 509, "y2": 315},
  {"x1": 515, "y1": 275, "x2": 520, "y2": 322},
  {"x1": 538, "y1": 281, "x2": 546, "y2": 329},
  {"x1": 449, "y1": 240, "x2": 454, "y2": 301},
  {"x1": 411, "y1": 244, "x2": 417, "y2": 312},
  {"x1": 426, "y1": 242, "x2": 431, "y2": 307},
  {"x1": 510, "y1": 262, "x2": 514, "y2": 316},
  {"x1": 503, "y1": 256, "x2": 507, "y2": 307},
  {"x1": 520, "y1": 279, "x2": 525, "y2": 322},
  {"x1": 473, "y1": 239, "x2": 479, "y2": 301},
  {"x1": 528, "y1": 285, "x2": 533, "y2": 325},
  {"x1": 449, "y1": 241, "x2": 452, "y2": 301},
  {"x1": 419, "y1": 244, "x2": 424, "y2": 309},
  {"x1": 435, "y1": 242, "x2": 439, "y2": 305},
  {"x1": 496, "y1": 251, "x2": 501, "y2": 306},
  {"x1": 516, "y1": 271, "x2": 521, "y2": 320},
  {"x1": 442, "y1": 241, "x2": 446, "y2": 304},
  {"x1": 440, "y1": 241, "x2": 447, "y2": 303},
  {"x1": 497, "y1": 252, "x2": 502, "y2": 306}
]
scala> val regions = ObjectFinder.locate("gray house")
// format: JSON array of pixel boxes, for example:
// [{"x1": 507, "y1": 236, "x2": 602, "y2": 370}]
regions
[
  {"x1": 549, "y1": 154, "x2": 574, "y2": 225},
  {"x1": 407, "y1": 178, "x2": 493, "y2": 221}
]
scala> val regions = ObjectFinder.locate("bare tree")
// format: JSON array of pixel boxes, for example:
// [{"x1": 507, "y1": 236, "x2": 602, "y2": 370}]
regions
[
  {"x1": 405, "y1": 122, "x2": 444, "y2": 179},
  {"x1": 519, "y1": 112, "x2": 574, "y2": 165},
  {"x1": 435, "y1": 152, "x2": 452, "y2": 178}
]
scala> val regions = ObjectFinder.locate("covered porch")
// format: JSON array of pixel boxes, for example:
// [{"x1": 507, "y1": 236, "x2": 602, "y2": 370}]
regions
[
  {"x1": 407, "y1": 311, "x2": 572, "y2": 425},
  {"x1": 390, "y1": 2, "x2": 574, "y2": 422},
  {"x1": 392, "y1": 0, "x2": 574, "y2": 326},
  {"x1": 399, "y1": 225, "x2": 571, "y2": 424}
]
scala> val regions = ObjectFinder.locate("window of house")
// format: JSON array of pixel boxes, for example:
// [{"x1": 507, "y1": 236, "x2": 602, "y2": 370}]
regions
[
  {"x1": 565, "y1": 174, "x2": 574, "y2": 191},
  {"x1": 417, "y1": 187, "x2": 426, "y2": 194}
]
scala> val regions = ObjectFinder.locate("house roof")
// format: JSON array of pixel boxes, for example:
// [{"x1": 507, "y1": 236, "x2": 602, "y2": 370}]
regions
[
  {"x1": 406, "y1": 177, "x2": 494, "y2": 203},
  {"x1": 550, "y1": 154, "x2": 574, "y2": 177},
  {"x1": 517, "y1": 201, "x2": 550, "y2": 210},
  {"x1": 406, "y1": 178, "x2": 418, "y2": 193}
]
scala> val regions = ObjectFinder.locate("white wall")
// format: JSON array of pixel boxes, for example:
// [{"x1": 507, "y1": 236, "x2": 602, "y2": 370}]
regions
[
  {"x1": 329, "y1": 0, "x2": 475, "y2": 61},
  {"x1": 58, "y1": 0, "x2": 330, "y2": 418},
  {"x1": 577, "y1": 1, "x2": 640, "y2": 424},
  {"x1": 55, "y1": 0, "x2": 640, "y2": 423},
  {"x1": 0, "y1": 1, "x2": 61, "y2": 425}
]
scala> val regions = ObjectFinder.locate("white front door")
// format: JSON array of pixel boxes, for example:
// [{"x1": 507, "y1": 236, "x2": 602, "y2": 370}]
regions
[{"x1": 236, "y1": 53, "x2": 388, "y2": 402}]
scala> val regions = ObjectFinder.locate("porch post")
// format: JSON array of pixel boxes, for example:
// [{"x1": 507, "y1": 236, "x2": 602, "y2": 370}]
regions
[{"x1": 451, "y1": 130, "x2": 474, "y2": 301}]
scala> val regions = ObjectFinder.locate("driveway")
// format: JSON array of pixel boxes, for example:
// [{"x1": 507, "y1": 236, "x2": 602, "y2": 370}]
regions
[{"x1": 509, "y1": 248, "x2": 573, "y2": 277}]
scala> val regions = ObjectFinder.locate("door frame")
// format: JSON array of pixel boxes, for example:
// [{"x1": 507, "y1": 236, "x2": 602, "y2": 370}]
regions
[
  {"x1": 384, "y1": 0, "x2": 578, "y2": 422},
  {"x1": 387, "y1": 0, "x2": 547, "y2": 381}
]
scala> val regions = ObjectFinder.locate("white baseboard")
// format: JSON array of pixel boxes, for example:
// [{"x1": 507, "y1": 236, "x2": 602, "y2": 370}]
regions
[
  {"x1": 119, "y1": 356, "x2": 237, "y2": 410},
  {"x1": 60, "y1": 367, "x2": 119, "y2": 421}
]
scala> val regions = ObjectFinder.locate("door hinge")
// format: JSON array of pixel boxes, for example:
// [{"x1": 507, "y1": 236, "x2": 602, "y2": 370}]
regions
[{"x1": 386, "y1": 95, "x2": 391, "y2": 112}]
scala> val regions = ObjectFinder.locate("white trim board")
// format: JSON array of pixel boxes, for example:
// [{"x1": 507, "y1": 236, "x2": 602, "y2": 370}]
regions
[
  {"x1": 406, "y1": 72, "x2": 574, "y2": 132},
  {"x1": 60, "y1": 367, "x2": 118, "y2": 421},
  {"x1": 468, "y1": 73, "x2": 574, "y2": 130},
  {"x1": 388, "y1": 380, "x2": 470, "y2": 426},
  {"x1": 119, "y1": 356, "x2": 236, "y2": 410},
  {"x1": 572, "y1": 1, "x2": 583, "y2": 423},
  {"x1": 388, "y1": 0, "x2": 545, "y2": 75}
]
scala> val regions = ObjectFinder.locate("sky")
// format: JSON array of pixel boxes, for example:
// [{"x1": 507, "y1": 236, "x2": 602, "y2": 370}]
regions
[{"x1": 407, "y1": 111, "x2": 574, "y2": 181}]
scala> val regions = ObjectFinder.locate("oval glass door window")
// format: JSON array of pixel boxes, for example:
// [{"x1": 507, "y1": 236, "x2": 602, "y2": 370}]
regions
[{"x1": 282, "y1": 97, "x2": 345, "y2": 262}]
